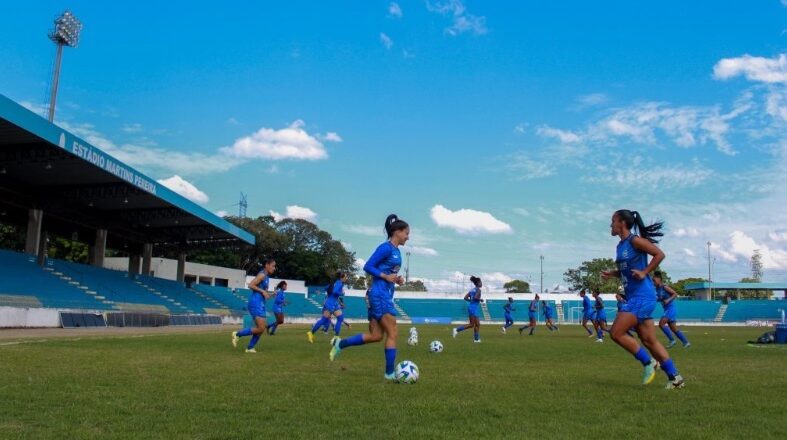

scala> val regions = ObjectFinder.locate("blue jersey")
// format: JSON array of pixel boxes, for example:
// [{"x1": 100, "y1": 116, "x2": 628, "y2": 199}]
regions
[
  {"x1": 594, "y1": 297, "x2": 604, "y2": 311},
  {"x1": 582, "y1": 296, "x2": 592, "y2": 313},
  {"x1": 657, "y1": 286, "x2": 675, "y2": 313},
  {"x1": 529, "y1": 300, "x2": 538, "y2": 312},
  {"x1": 468, "y1": 287, "x2": 481, "y2": 303},
  {"x1": 616, "y1": 298, "x2": 626, "y2": 312},
  {"x1": 543, "y1": 304, "x2": 553, "y2": 318},
  {"x1": 274, "y1": 289, "x2": 286, "y2": 307},
  {"x1": 329, "y1": 280, "x2": 345, "y2": 299},
  {"x1": 247, "y1": 272, "x2": 270, "y2": 315},
  {"x1": 364, "y1": 241, "x2": 402, "y2": 298},
  {"x1": 503, "y1": 302, "x2": 513, "y2": 313},
  {"x1": 616, "y1": 234, "x2": 655, "y2": 300}
]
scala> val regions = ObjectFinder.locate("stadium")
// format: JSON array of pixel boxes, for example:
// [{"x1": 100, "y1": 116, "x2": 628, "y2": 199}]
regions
[{"x1": 2, "y1": 4, "x2": 787, "y2": 440}]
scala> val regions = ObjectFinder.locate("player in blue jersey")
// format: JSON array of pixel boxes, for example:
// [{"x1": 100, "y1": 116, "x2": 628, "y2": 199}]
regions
[
  {"x1": 329, "y1": 214, "x2": 408, "y2": 381},
  {"x1": 579, "y1": 289, "x2": 595, "y2": 337},
  {"x1": 601, "y1": 209, "x2": 684, "y2": 389},
  {"x1": 542, "y1": 300, "x2": 558, "y2": 331},
  {"x1": 592, "y1": 290, "x2": 608, "y2": 342},
  {"x1": 453, "y1": 276, "x2": 483, "y2": 343},
  {"x1": 265, "y1": 281, "x2": 288, "y2": 335},
  {"x1": 653, "y1": 271, "x2": 691, "y2": 348},
  {"x1": 307, "y1": 272, "x2": 348, "y2": 344},
  {"x1": 615, "y1": 292, "x2": 635, "y2": 338},
  {"x1": 231, "y1": 258, "x2": 276, "y2": 353},
  {"x1": 518, "y1": 294, "x2": 540, "y2": 335},
  {"x1": 501, "y1": 297, "x2": 516, "y2": 334}
]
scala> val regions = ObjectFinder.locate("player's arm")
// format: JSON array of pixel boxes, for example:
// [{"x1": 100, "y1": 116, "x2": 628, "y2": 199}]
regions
[
  {"x1": 463, "y1": 292, "x2": 471, "y2": 301},
  {"x1": 631, "y1": 236, "x2": 665, "y2": 280},
  {"x1": 663, "y1": 285, "x2": 678, "y2": 304},
  {"x1": 248, "y1": 273, "x2": 269, "y2": 296}
]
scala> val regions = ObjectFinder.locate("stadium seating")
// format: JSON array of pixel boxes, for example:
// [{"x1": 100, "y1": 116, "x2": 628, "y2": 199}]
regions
[{"x1": 723, "y1": 300, "x2": 785, "y2": 322}]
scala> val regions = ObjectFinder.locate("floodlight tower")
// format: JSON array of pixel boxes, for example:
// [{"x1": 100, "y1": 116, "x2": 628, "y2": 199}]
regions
[{"x1": 47, "y1": 10, "x2": 83, "y2": 122}]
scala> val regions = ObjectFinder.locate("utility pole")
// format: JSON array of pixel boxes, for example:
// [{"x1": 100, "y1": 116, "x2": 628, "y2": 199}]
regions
[
  {"x1": 707, "y1": 241, "x2": 712, "y2": 300},
  {"x1": 404, "y1": 251, "x2": 411, "y2": 284},
  {"x1": 540, "y1": 255, "x2": 544, "y2": 294},
  {"x1": 47, "y1": 11, "x2": 83, "y2": 122}
]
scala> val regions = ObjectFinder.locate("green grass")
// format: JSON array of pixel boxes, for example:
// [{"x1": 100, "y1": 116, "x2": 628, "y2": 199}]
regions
[{"x1": 1, "y1": 325, "x2": 785, "y2": 439}]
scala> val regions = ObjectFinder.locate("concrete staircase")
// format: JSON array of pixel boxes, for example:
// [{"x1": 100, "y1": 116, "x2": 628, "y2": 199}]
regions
[
  {"x1": 556, "y1": 303, "x2": 564, "y2": 322},
  {"x1": 714, "y1": 304, "x2": 728, "y2": 322},
  {"x1": 393, "y1": 300, "x2": 410, "y2": 319},
  {"x1": 44, "y1": 266, "x2": 118, "y2": 310},
  {"x1": 480, "y1": 301, "x2": 492, "y2": 321},
  {"x1": 134, "y1": 280, "x2": 192, "y2": 314},
  {"x1": 305, "y1": 296, "x2": 324, "y2": 310}
]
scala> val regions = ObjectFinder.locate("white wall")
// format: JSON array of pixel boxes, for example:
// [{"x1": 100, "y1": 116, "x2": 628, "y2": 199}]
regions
[
  {"x1": 244, "y1": 276, "x2": 306, "y2": 293},
  {"x1": 0, "y1": 306, "x2": 61, "y2": 327},
  {"x1": 104, "y1": 257, "x2": 247, "y2": 289}
]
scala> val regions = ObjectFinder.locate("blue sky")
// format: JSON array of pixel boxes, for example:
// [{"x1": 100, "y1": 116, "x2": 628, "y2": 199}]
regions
[{"x1": 2, "y1": 1, "x2": 787, "y2": 291}]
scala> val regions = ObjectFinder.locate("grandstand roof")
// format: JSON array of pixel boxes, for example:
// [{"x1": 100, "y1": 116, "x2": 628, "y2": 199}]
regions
[
  {"x1": 0, "y1": 94, "x2": 255, "y2": 249},
  {"x1": 684, "y1": 282, "x2": 787, "y2": 291}
]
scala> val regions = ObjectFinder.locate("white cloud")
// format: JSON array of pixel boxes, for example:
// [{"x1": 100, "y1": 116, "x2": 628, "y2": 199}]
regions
[
  {"x1": 713, "y1": 53, "x2": 787, "y2": 84},
  {"x1": 505, "y1": 152, "x2": 555, "y2": 180},
  {"x1": 537, "y1": 125, "x2": 581, "y2": 143},
  {"x1": 585, "y1": 164, "x2": 713, "y2": 189},
  {"x1": 343, "y1": 224, "x2": 382, "y2": 237},
  {"x1": 426, "y1": 0, "x2": 487, "y2": 36},
  {"x1": 380, "y1": 32, "x2": 394, "y2": 49},
  {"x1": 226, "y1": 117, "x2": 241, "y2": 126},
  {"x1": 157, "y1": 175, "x2": 209, "y2": 204},
  {"x1": 574, "y1": 93, "x2": 609, "y2": 109},
  {"x1": 20, "y1": 100, "x2": 48, "y2": 117},
  {"x1": 401, "y1": 245, "x2": 439, "y2": 257},
  {"x1": 388, "y1": 2, "x2": 402, "y2": 18},
  {"x1": 221, "y1": 120, "x2": 330, "y2": 160},
  {"x1": 513, "y1": 123, "x2": 527, "y2": 134},
  {"x1": 215, "y1": 210, "x2": 229, "y2": 217},
  {"x1": 513, "y1": 208, "x2": 530, "y2": 216},
  {"x1": 270, "y1": 205, "x2": 318, "y2": 223},
  {"x1": 769, "y1": 229, "x2": 787, "y2": 242},
  {"x1": 323, "y1": 132, "x2": 343, "y2": 142},
  {"x1": 402, "y1": 49, "x2": 415, "y2": 59},
  {"x1": 683, "y1": 248, "x2": 697, "y2": 257},
  {"x1": 265, "y1": 165, "x2": 280, "y2": 174},
  {"x1": 416, "y1": 271, "x2": 517, "y2": 293},
  {"x1": 430, "y1": 204, "x2": 512, "y2": 235},
  {"x1": 728, "y1": 230, "x2": 787, "y2": 269},
  {"x1": 122, "y1": 123, "x2": 143, "y2": 133},
  {"x1": 674, "y1": 227, "x2": 700, "y2": 237}
]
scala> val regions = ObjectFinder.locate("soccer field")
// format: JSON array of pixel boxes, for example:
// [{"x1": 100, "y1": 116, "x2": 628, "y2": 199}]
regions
[{"x1": 1, "y1": 325, "x2": 785, "y2": 439}]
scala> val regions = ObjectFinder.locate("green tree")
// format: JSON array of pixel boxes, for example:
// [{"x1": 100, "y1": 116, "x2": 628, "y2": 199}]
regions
[
  {"x1": 563, "y1": 258, "x2": 621, "y2": 293},
  {"x1": 735, "y1": 277, "x2": 771, "y2": 299},
  {"x1": 671, "y1": 277, "x2": 706, "y2": 296},
  {"x1": 0, "y1": 222, "x2": 25, "y2": 251},
  {"x1": 400, "y1": 280, "x2": 428, "y2": 292},
  {"x1": 503, "y1": 279, "x2": 531, "y2": 293}
]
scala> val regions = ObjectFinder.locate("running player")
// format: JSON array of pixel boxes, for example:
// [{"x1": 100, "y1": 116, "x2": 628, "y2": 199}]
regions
[
  {"x1": 542, "y1": 300, "x2": 558, "y2": 331},
  {"x1": 453, "y1": 276, "x2": 483, "y2": 343},
  {"x1": 231, "y1": 258, "x2": 276, "y2": 353},
  {"x1": 579, "y1": 289, "x2": 595, "y2": 337},
  {"x1": 518, "y1": 294, "x2": 539, "y2": 335},
  {"x1": 653, "y1": 271, "x2": 691, "y2": 348},
  {"x1": 266, "y1": 281, "x2": 287, "y2": 335},
  {"x1": 501, "y1": 297, "x2": 516, "y2": 334}
]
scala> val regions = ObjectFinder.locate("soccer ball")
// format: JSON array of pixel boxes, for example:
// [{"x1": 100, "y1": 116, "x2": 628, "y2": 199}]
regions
[
  {"x1": 429, "y1": 340, "x2": 443, "y2": 353},
  {"x1": 394, "y1": 360, "x2": 420, "y2": 384},
  {"x1": 407, "y1": 335, "x2": 418, "y2": 346}
]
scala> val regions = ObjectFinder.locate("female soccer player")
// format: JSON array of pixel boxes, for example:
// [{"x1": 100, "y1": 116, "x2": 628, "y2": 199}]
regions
[
  {"x1": 501, "y1": 297, "x2": 516, "y2": 334},
  {"x1": 518, "y1": 294, "x2": 539, "y2": 335},
  {"x1": 542, "y1": 300, "x2": 558, "y2": 331},
  {"x1": 453, "y1": 276, "x2": 483, "y2": 343},
  {"x1": 601, "y1": 209, "x2": 685, "y2": 389},
  {"x1": 266, "y1": 281, "x2": 287, "y2": 335},
  {"x1": 653, "y1": 271, "x2": 691, "y2": 348},
  {"x1": 231, "y1": 258, "x2": 276, "y2": 353},
  {"x1": 592, "y1": 290, "x2": 608, "y2": 342},
  {"x1": 307, "y1": 272, "x2": 348, "y2": 344},
  {"x1": 579, "y1": 289, "x2": 595, "y2": 337},
  {"x1": 329, "y1": 214, "x2": 408, "y2": 381}
]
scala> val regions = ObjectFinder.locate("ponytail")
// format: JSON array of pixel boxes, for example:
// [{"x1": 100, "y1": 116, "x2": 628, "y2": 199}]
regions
[
  {"x1": 470, "y1": 276, "x2": 482, "y2": 287},
  {"x1": 384, "y1": 214, "x2": 409, "y2": 238},
  {"x1": 276, "y1": 281, "x2": 287, "y2": 290},
  {"x1": 615, "y1": 209, "x2": 664, "y2": 243}
]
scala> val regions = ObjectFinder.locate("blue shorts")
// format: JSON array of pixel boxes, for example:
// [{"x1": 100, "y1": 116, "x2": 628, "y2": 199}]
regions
[
  {"x1": 323, "y1": 297, "x2": 341, "y2": 314},
  {"x1": 583, "y1": 311, "x2": 595, "y2": 321},
  {"x1": 620, "y1": 296, "x2": 656, "y2": 323},
  {"x1": 249, "y1": 307, "x2": 266, "y2": 320},
  {"x1": 595, "y1": 310, "x2": 607, "y2": 322},
  {"x1": 544, "y1": 314, "x2": 553, "y2": 321},
  {"x1": 273, "y1": 306, "x2": 283, "y2": 315},
  {"x1": 528, "y1": 311, "x2": 537, "y2": 321},
  {"x1": 369, "y1": 294, "x2": 397, "y2": 321},
  {"x1": 504, "y1": 313, "x2": 513, "y2": 321},
  {"x1": 367, "y1": 310, "x2": 373, "y2": 321},
  {"x1": 662, "y1": 307, "x2": 677, "y2": 322},
  {"x1": 468, "y1": 304, "x2": 480, "y2": 318}
]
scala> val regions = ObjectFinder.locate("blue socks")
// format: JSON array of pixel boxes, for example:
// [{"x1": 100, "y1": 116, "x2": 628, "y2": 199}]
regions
[
  {"x1": 267, "y1": 323, "x2": 278, "y2": 334},
  {"x1": 661, "y1": 325, "x2": 675, "y2": 342},
  {"x1": 248, "y1": 334, "x2": 260, "y2": 349},
  {"x1": 455, "y1": 325, "x2": 466, "y2": 333},
  {"x1": 338, "y1": 333, "x2": 364, "y2": 349},
  {"x1": 529, "y1": 327, "x2": 535, "y2": 335},
  {"x1": 504, "y1": 320, "x2": 513, "y2": 328},
  {"x1": 661, "y1": 358, "x2": 679, "y2": 380},
  {"x1": 236, "y1": 328, "x2": 252, "y2": 337},
  {"x1": 586, "y1": 327, "x2": 593, "y2": 335},
  {"x1": 597, "y1": 328, "x2": 603, "y2": 339},
  {"x1": 633, "y1": 347, "x2": 652, "y2": 366},
  {"x1": 335, "y1": 315, "x2": 345, "y2": 336},
  {"x1": 473, "y1": 331, "x2": 479, "y2": 341},
  {"x1": 311, "y1": 317, "x2": 328, "y2": 334},
  {"x1": 675, "y1": 330, "x2": 689, "y2": 345},
  {"x1": 385, "y1": 348, "x2": 396, "y2": 375}
]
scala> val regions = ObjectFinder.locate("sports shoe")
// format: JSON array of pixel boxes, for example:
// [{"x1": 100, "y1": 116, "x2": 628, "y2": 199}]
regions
[
  {"x1": 452, "y1": 328, "x2": 458, "y2": 338},
  {"x1": 665, "y1": 375, "x2": 685, "y2": 390},
  {"x1": 306, "y1": 331, "x2": 315, "y2": 344},
  {"x1": 501, "y1": 326, "x2": 506, "y2": 334},
  {"x1": 245, "y1": 348, "x2": 257, "y2": 353},
  {"x1": 683, "y1": 342, "x2": 692, "y2": 349},
  {"x1": 595, "y1": 338, "x2": 604, "y2": 343},
  {"x1": 231, "y1": 331, "x2": 238, "y2": 348},
  {"x1": 642, "y1": 360, "x2": 657, "y2": 385},
  {"x1": 667, "y1": 340, "x2": 677, "y2": 348},
  {"x1": 329, "y1": 338, "x2": 342, "y2": 361},
  {"x1": 518, "y1": 328, "x2": 524, "y2": 335},
  {"x1": 330, "y1": 336, "x2": 338, "y2": 346},
  {"x1": 384, "y1": 372, "x2": 396, "y2": 381},
  {"x1": 588, "y1": 333, "x2": 595, "y2": 338},
  {"x1": 473, "y1": 339, "x2": 482, "y2": 343}
]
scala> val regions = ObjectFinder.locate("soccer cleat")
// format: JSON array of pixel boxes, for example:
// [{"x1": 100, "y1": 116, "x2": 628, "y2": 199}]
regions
[
  {"x1": 231, "y1": 331, "x2": 239, "y2": 348},
  {"x1": 307, "y1": 331, "x2": 315, "y2": 344},
  {"x1": 245, "y1": 348, "x2": 257, "y2": 353},
  {"x1": 384, "y1": 372, "x2": 396, "y2": 381},
  {"x1": 501, "y1": 326, "x2": 506, "y2": 334},
  {"x1": 667, "y1": 340, "x2": 677, "y2": 348},
  {"x1": 595, "y1": 338, "x2": 604, "y2": 343},
  {"x1": 330, "y1": 336, "x2": 338, "y2": 346},
  {"x1": 329, "y1": 338, "x2": 342, "y2": 361},
  {"x1": 452, "y1": 328, "x2": 458, "y2": 338},
  {"x1": 473, "y1": 339, "x2": 482, "y2": 343},
  {"x1": 518, "y1": 328, "x2": 524, "y2": 335},
  {"x1": 588, "y1": 333, "x2": 596, "y2": 338},
  {"x1": 665, "y1": 375, "x2": 685, "y2": 390},
  {"x1": 683, "y1": 342, "x2": 692, "y2": 349},
  {"x1": 642, "y1": 360, "x2": 657, "y2": 385}
]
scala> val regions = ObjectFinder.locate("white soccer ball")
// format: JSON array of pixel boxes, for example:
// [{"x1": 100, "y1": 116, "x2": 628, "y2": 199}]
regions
[
  {"x1": 407, "y1": 335, "x2": 418, "y2": 346},
  {"x1": 429, "y1": 340, "x2": 443, "y2": 353},
  {"x1": 395, "y1": 360, "x2": 420, "y2": 384},
  {"x1": 409, "y1": 327, "x2": 418, "y2": 336}
]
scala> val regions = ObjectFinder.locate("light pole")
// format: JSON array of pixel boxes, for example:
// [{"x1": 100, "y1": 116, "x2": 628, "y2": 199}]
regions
[
  {"x1": 404, "y1": 251, "x2": 411, "y2": 284},
  {"x1": 707, "y1": 241, "x2": 712, "y2": 300},
  {"x1": 47, "y1": 10, "x2": 83, "y2": 122},
  {"x1": 540, "y1": 255, "x2": 544, "y2": 294}
]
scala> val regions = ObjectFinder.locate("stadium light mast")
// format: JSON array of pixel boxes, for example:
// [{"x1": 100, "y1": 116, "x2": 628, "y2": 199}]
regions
[
  {"x1": 540, "y1": 255, "x2": 544, "y2": 294},
  {"x1": 707, "y1": 241, "x2": 712, "y2": 299},
  {"x1": 404, "y1": 251, "x2": 411, "y2": 284},
  {"x1": 47, "y1": 10, "x2": 83, "y2": 123}
]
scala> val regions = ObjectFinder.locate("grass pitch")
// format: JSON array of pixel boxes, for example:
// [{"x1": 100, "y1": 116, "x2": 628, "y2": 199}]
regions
[{"x1": 1, "y1": 324, "x2": 785, "y2": 439}]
